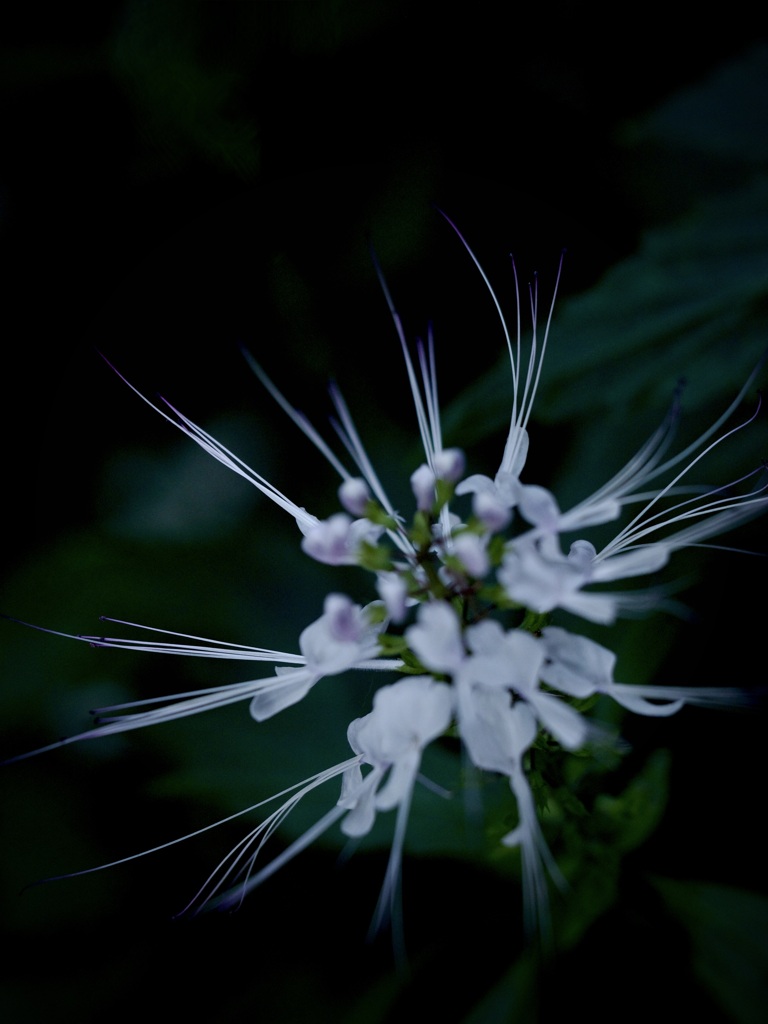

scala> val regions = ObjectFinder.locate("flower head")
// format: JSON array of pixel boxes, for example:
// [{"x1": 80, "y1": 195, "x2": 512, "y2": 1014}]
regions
[{"x1": 7, "y1": 212, "x2": 766, "y2": 944}]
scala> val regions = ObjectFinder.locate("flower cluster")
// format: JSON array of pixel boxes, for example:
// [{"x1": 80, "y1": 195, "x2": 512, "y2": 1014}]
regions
[{"x1": 10, "y1": 213, "x2": 767, "y2": 937}]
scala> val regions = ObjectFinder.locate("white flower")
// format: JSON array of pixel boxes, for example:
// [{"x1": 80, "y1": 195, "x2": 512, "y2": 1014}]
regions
[
  {"x1": 299, "y1": 513, "x2": 384, "y2": 566},
  {"x1": 498, "y1": 534, "x2": 635, "y2": 624},
  {"x1": 189, "y1": 676, "x2": 453, "y2": 928},
  {"x1": 340, "y1": 675, "x2": 454, "y2": 833},
  {"x1": 250, "y1": 593, "x2": 385, "y2": 720},
  {"x1": 5, "y1": 597, "x2": 400, "y2": 758},
  {"x1": 539, "y1": 626, "x2": 748, "y2": 715},
  {"x1": 464, "y1": 621, "x2": 588, "y2": 750}
]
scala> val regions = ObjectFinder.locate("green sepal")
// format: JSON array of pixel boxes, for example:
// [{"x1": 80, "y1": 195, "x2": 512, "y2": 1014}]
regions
[
  {"x1": 521, "y1": 609, "x2": 551, "y2": 634},
  {"x1": 363, "y1": 501, "x2": 399, "y2": 531},
  {"x1": 377, "y1": 633, "x2": 409, "y2": 656},
  {"x1": 441, "y1": 552, "x2": 471, "y2": 579},
  {"x1": 356, "y1": 540, "x2": 393, "y2": 572},
  {"x1": 398, "y1": 646, "x2": 430, "y2": 675},
  {"x1": 409, "y1": 510, "x2": 433, "y2": 548},
  {"x1": 478, "y1": 582, "x2": 523, "y2": 611},
  {"x1": 365, "y1": 601, "x2": 389, "y2": 627},
  {"x1": 486, "y1": 533, "x2": 507, "y2": 566},
  {"x1": 434, "y1": 477, "x2": 455, "y2": 510}
]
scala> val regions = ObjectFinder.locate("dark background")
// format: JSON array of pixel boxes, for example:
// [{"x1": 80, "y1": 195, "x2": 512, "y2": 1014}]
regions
[{"x1": 2, "y1": 5, "x2": 767, "y2": 1022}]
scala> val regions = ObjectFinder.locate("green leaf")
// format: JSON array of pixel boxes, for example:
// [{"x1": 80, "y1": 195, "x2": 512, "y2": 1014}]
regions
[
  {"x1": 652, "y1": 878, "x2": 768, "y2": 1024},
  {"x1": 623, "y1": 43, "x2": 768, "y2": 164},
  {"x1": 460, "y1": 952, "x2": 539, "y2": 1024},
  {"x1": 444, "y1": 176, "x2": 768, "y2": 453}
]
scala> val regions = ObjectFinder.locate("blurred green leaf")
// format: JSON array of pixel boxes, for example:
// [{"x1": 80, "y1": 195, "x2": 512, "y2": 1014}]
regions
[
  {"x1": 461, "y1": 952, "x2": 538, "y2": 1024},
  {"x1": 111, "y1": 0, "x2": 260, "y2": 177},
  {"x1": 550, "y1": 749, "x2": 670, "y2": 948},
  {"x1": 652, "y1": 878, "x2": 768, "y2": 1024},
  {"x1": 623, "y1": 43, "x2": 768, "y2": 164},
  {"x1": 444, "y1": 175, "x2": 768, "y2": 452}
]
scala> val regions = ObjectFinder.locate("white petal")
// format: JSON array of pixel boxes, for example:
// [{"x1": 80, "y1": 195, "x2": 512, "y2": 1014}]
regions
[
  {"x1": 591, "y1": 545, "x2": 670, "y2": 582},
  {"x1": 516, "y1": 484, "x2": 561, "y2": 531},
  {"x1": 527, "y1": 691, "x2": 589, "y2": 750},
  {"x1": 452, "y1": 533, "x2": 490, "y2": 578},
  {"x1": 433, "y1": 447, "x2": 466, "y2": 482},
  {"x1": 405, "y1": 602, "x2": 465, "y2": 674},
  {"x1": 249, "y1": 672, "x2": 318, "y2": 721},
  {"x1": 499, "y1": 425, "x2": 529, "y2": 477},
  {"x1": 411, "y1": 463, "x2": 436, "y2": 510},
  {"x1": 540, "y1": 627, "x2": 615, "y2": 696}
]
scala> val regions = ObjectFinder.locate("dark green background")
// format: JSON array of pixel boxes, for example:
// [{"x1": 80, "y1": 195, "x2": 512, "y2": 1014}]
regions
[{"x1": 2, "y1": 5, "x2": 767, "y2": 1022}]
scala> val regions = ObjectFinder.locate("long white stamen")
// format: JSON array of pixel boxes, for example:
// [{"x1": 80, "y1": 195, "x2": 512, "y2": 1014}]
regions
[
  {"x1": 435, "y1": 210, "x2": 562, "y2": 476},
  {"x1": 327, "y1": 384, "x2": 398, "y2": 520},
  {"x1": 241, "y1": 349, "x2": 353, "y2": 481},
  {"x1": 370, "y1": 247, "x2": 442, "y2": 465},
  {"x1": 206, "y1": 764, "x2": 358, "y2": 912},
  {"x1": 600, "y1": 395, "x2": 766, "y2": 559},
  {"x1": 369, "y1": 779, "x2": 413, "y2": 938},
  {"x1": 23, "y1": 768, "x2": 356, "y2": 889},
  {"x1": 100, "y1": 356, "x2": 318, "y2": 530}
]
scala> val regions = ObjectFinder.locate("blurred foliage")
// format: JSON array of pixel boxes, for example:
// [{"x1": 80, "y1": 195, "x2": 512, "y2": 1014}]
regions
[
  {"x1": 652, "y1": 879, "x2": 768, "y2": 1024},
  {"x1": 445, "y1": 177, "x2": 768, "y2": 438},
  {"x1": 110, "y1": 0, "x2": 402, "y2": 179}
]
